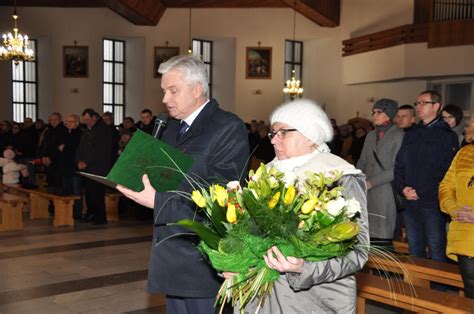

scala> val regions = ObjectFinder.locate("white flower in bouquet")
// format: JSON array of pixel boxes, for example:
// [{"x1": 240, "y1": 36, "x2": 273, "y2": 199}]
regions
[
  {"x1": 283, "y1": 171, "x2": 297, "y2": 187},
  {"x1": 226, "y1": 180, "x2": 242, "y2": 192},
  {"x1": 268, "y1": 176, "x2": 279, "y2": 189},
  {"x1": 326, "y1": 197, "x2": 346, "y2": 216},
  {"x1": 345, "y1": 198, "x2": 361, "y2": 218}
]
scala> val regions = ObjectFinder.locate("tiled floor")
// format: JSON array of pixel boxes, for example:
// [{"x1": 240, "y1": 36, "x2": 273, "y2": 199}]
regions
[
  {"x1": 0, "y1": 216, "x2": 399, "y2": 313},
  {"x1": 0, "y1": 218, "x2": 164, "y2": 313}
]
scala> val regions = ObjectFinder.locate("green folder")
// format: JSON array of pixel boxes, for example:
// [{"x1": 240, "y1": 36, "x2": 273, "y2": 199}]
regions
[{"x1": 80, "y1": 129, "x2": 194, "y2": 192}]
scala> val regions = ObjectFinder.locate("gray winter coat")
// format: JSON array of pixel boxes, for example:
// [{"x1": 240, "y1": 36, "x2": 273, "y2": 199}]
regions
[
  {"x1": 357, "y1": 125, "x2": 404, "y2": 239},
  {"x1": 243, "y1": 152, "x2": 369, "y2": 313}
]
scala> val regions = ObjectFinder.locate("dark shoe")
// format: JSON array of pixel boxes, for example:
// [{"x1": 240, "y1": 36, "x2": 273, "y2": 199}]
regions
[
  {"x1": 84, "y1": 214, "x2": 94, "y2": 223},
  {"x1": 93, "y1": 220, "x2": 107, "y2": 225}
]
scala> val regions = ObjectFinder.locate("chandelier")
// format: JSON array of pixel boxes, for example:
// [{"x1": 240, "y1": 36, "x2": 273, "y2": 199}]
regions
[
  {"x1": 283, "y1": 2, "x2": 303, "y2": 99},
  {"x1": 0, "y1": 5, "x2": 34, "y2": 65},
  {"x1": 283, "y1": 69, "x2": 303, "y2": 99}
]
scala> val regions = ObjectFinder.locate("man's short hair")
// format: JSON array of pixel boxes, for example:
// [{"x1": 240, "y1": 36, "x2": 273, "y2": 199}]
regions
[
  {"x1": 82, "y1": 108, "x2": 99, "y2": 118},
  {"x1": 51, "y1": 112, "x2": 62, "y2": 120},
  {"x1": 158, "y1": 55, "x2": 209, "y2": 97},
  {"x1": 398, "y1": 104, "x2": 416, "y2": 117},
  {"x1": 419, "y1": 90, "x2": 442, "y2": 104},
  {"x1": 124, "y1": 116, "x2": 134, "y2": 123},
  {"x1": 102, "y1": 111, "x2": 113, "y2": 119},
  {"x1": 141, "y1": 109, "x2": 152, "y2": 115}
]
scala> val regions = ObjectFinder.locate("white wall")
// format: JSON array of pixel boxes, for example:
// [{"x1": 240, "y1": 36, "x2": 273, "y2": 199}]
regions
[{"x1": 0, "y1": 1, "x2": 472, "y2": 125}]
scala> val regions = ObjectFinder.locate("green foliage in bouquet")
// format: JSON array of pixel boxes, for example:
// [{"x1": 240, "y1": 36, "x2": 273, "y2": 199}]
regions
[{"x1": 175, "y1": 164, "x2": 362, "y2": 312}]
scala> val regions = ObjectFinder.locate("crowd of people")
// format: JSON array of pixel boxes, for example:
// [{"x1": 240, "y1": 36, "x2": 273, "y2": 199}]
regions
[
  {"x1": 0, "y1": 108, "x2": 158, "y2": 224},
  {"x1": 0, "y1": 54, "x2": 473, "y2": 312}
]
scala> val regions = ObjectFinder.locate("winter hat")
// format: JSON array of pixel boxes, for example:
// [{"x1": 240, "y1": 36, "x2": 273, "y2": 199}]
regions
[
  {"x1": 3, "y1": 148, "x2": 15, "y2": 160},
  {"x1": 373, "y1": 98, "x2": 398, "y2": 120},
  {"x1": 270, "y1": 99, "x2": 333, "y2": 145}
]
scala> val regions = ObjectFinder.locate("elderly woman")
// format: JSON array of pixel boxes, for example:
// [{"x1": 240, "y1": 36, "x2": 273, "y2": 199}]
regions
[
  {"x1": 439, "y1": 116, "x2": 474, "y2": 299},
  {"x1": 357, "y1": 98, "x2": 404, "y2": 243},
  {"x1": 226, "y1": 99, "x2": 369, "y2": 313}
]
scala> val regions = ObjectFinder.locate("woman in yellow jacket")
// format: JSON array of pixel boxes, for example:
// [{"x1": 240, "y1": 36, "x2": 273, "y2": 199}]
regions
[{"x1": 439, "y1": 116, "x2": 474, "y2": 298}]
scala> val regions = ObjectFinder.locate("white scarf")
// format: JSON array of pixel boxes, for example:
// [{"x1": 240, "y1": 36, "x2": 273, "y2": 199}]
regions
[{"x1": 269, "y1": 143, "x2": 361, "y2": 179}]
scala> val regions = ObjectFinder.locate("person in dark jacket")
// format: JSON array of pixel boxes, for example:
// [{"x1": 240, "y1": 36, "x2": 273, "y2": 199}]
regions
[
  {"x1": 394, "y1": 90, "x2": 459, "y2": 269},
  {"x1": 254, "y1": 124, "x2": 275, "y2": 163},
  {"x1": 136, "y1": 109, "x2": 155, "y2": 135},
  {"x1": 59, "y1": 114, "x2": 83, "y2": 221},
  {"x1": 76, "y1": 109, "x2": 113, "y2": 225},
  {"x1": 20, "y1": 118, "x2": 39, "y2": 159},
  {"x1": 102, "y1": 111, "x2": 120, "y2": 164},
  {"x1": 117, "y1": 55, "x2": 249, "y2": 313},
  {"x1": 39, "y1": 113, "x2": 67, "y2": 195}
]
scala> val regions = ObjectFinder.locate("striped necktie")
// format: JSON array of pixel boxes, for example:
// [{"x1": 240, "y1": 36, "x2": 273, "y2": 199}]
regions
[{"x1": 178, "y1": 121, "x2": 189, "y2": 136}]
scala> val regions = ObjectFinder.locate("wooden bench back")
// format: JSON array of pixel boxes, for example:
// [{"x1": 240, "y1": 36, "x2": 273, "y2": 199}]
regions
[
  {"x1": 1, "y1": 183, "x2": 80, "y2": 201},
  {"x1": 356, "y1": 272, "x2": 474, "y2": 313},
  {"x1": 367, "y1": 255, "x2": 463, "y2": 289}
]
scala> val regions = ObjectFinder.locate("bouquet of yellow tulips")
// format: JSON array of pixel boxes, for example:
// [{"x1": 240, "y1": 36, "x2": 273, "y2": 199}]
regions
[{"x1": 177, "y1": 164, "x2": 362, "y2": 311}]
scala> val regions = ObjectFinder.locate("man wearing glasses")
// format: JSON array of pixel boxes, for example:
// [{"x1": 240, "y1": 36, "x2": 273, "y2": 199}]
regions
[{"x1": 394, "y1": 91, "x2": 458, "y2": 281}]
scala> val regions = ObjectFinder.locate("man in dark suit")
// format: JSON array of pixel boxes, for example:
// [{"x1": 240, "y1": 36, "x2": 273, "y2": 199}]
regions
[
  {"x1": 77, "y1": 109, "x2": 113, "y2": 224},
  {"x1": 39, "y1": 112, "x2": 67, "y2": 195},
  {"x1": 117, "y1": 55, "x2": 249, "y2": 313}
]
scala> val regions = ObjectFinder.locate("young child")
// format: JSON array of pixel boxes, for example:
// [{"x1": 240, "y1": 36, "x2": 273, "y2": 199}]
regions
[{"x1": 0, "y1": 148, "x2": 28, "y2": 185}]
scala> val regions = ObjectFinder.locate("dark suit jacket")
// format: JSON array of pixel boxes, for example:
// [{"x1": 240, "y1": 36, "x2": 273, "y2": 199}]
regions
[
  {"x1": 394, "y1": 118, "x2": 458, "y2": 209},
  {"x1": 148, "y1": 99, "x2": 249, "y2": 297},
  {"x1": 76, "y1": 118, "x2": 113, "y2": 176}
]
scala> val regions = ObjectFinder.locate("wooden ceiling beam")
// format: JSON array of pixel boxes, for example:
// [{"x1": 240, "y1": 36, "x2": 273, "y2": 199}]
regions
[
  {"x1": 161, "y1": 0, "x2": 286, "y2": 8},
  {"x1": 0, "y1": 0, "x2": 105, "y2": 7},
  {"x1": 103, "y1": 0, "x2": 166, "y2": 25},
  {"x1": 283, "y1": 0, "x2": 339, "y2": 27},
  {"x1": 1, "y1": 0, "x2": 340, "y2": 27}
]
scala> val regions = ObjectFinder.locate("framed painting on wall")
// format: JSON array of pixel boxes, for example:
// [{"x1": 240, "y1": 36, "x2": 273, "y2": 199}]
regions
[
  {"x1": 63, "y1": 46, "x2": 89, "y2": 78},
  {"x1": 154, "y1": 46, "x2": 180, "y2": 78},
  {"x1": 246, "y1": 47, "x2": 272, "y2": 79}
]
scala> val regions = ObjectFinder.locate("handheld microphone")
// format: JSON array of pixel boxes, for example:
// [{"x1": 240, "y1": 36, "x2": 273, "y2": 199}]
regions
[{"x1": 152, "y1": 112, "x2": 169, "y2": 139}]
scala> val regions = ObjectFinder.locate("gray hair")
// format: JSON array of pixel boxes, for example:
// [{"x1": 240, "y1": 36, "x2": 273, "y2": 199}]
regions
[{"x1": 158, "y1": 55, "x2": 209, "y2": 97}]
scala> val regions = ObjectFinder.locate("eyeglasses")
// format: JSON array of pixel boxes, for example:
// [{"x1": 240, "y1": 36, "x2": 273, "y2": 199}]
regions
[
  {"x1": 414, "y1": 100, "x2": 436, "y2": 106},
  {"x1": 442, "y1": 114, "x2": 455, "y2": 120},
  {"x1": 268, "y1": 128, "x2": 297, "y2": 140},
  {"x1": 371, "y1": 110, "x2": 384, "y2": 116}
]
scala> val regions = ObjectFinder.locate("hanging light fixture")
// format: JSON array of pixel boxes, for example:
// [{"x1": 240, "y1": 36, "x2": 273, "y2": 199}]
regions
[
  {"x1": 283, "y1": 2, "x2": 303, "y2": 99},
  {"x1": 0, "y1": 1, "x2": 34, "y2": 65},
  {"x1": 187, "y1": 8, "x2": 192, "y2": 54}
]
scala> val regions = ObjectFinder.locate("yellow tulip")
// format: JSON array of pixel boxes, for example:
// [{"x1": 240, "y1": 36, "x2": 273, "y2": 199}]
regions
[
  {"x1": 283, "y1": 185, "x2": 296, "y2": 205},
  {"x1": 226, "y1": 203, "x2": 237, "y2": 223},
  {"x1": 191, "y1": 190, "x2": 206, "y2": 208},
  {"x1": 268, "y1": 191, "x2": 281, "y2": 209},
  {"x1": 213, "y1": 185, "x2": 228, "y2": 207},
  {"x1": 301, "y1": 198, "x2": 317, "y2": 214}
]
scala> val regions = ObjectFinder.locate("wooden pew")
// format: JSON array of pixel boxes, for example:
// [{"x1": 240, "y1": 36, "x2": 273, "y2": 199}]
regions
[
  {"x1": 356, "y1": 272, "x2": 474, "y2": 313},
  {"x1": 105, "y1": 192, "x2": 121, "y2": 222},
  {"x1": 0, "y1": 193, "x2": 28, "y2": 231},
  {"x1": 392, "y1": 239, "x2": 409, "y2": 254},
  {"x1": 366, "y1": 255, "x2": 464, "y2": 294},
  {"x1": 1, "y1": 184, "x2": 80, "y2": 227}
]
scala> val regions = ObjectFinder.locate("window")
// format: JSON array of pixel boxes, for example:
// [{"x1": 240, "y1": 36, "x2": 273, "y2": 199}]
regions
[
  {"x1": 284, "y1": 40, "x2": 303, "y2": 84},
  {"x1": 103, "y1": 39, "x2": 125, "y2": 124},
  {"x1": 12, "y1": 39, "x2": 38, "y2": 122},
  {"x1": 429, "y1": 79, "x2": 474, "y2": 112},
  {"x1": 192, "y1": 39, "x2": 213, "y2": 97}
]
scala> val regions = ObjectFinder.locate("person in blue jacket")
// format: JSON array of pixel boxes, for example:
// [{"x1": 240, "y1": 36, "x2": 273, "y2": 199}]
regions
[{"x1": 394, "y1": 90, "x2": 458, "y2": 266}]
